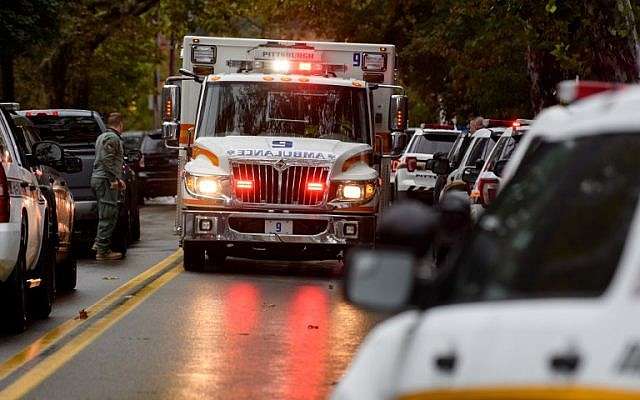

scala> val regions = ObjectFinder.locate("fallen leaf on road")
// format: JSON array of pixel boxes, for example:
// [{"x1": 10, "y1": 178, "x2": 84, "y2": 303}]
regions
[
  {"x1": 328, "y1": 284, "x2": 334, "y2": 290},
  {"x1": 75, "y1": 309, "x2": 88, "y2": 320},
  {"x1": 238, "y1": 333, "x2": 250, "y2": 336},
  {"x1": 102, "y1": 276, "x2": 119, "y2": 280},
  {"x1": 307, "y1": 324, "x2": 319, "y2": 329}
]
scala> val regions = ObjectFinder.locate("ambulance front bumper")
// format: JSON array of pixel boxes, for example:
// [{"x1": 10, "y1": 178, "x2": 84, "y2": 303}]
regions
[{"x1": 181, "y1": 210, "x2": 376, "y2": 246}]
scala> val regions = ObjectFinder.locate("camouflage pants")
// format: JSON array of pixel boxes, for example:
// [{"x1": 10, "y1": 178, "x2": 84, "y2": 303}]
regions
[{"x1": 91, "y1": 178, "x2": 119, "y2": 253}]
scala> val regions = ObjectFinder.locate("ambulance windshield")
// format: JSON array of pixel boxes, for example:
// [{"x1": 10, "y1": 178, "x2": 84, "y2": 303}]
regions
[
  {"x1": 198, "y1": 82, "x2": 370, "y2": 144},
  {"x1": 452, "y1": 133, "x2": 640, "y2": 302}
]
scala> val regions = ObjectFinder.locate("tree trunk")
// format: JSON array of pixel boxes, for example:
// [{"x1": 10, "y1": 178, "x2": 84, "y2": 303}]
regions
[{"x1": 0, "y1": 53, "x2": 15, "y2": 102}]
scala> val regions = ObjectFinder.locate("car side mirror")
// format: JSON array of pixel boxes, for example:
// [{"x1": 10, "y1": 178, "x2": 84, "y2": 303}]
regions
[
  {"x1": 432, "y1": 157, "x2": 451, "y2": 175},
  {"x1": 461, "y1": 166, "x2": 480, "y2": 184},
  {"x1": 425, "y1": 159, "x2": 435, "y2": 171},
  {"x1": 64, "y1": 156, "x2": 83, "y2": 174},
  {"x1": 494, "y1": 159, "x2": 509, "y2": 177},
  {"x1": 162, "y1": 84, "x2": 181, "y2": 147},
  {"x1": 389, "y1": 94, "x2": 409, "y2": 132},
  {"x1": 345, "y1": 248, "x2": 416, "y2": 311},
  {"x1": 475, "y1": 159, "x2": 485, "y2": 170},
  {"x1": 33, "y1": 141, "x2": 63, "y2": 168}
]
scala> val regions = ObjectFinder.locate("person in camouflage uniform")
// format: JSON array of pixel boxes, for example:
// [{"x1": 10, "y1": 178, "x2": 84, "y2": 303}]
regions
[{"x1": 92, "y1": 113, "x2": 126, "y2": 261}]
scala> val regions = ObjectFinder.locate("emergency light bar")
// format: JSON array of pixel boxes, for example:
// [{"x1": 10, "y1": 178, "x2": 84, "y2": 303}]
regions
[
  {"x1": 482, "y1": 119, "x2": 532, "y2": 129},
  {"x1": 227, "y1": 59, "x2": 347, "y2": 76},
  {"x1": 557, "y1": 80, "x2": 627, "y2": 104}
]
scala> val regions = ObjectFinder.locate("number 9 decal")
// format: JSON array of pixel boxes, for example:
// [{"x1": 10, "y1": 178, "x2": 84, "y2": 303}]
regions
[
  {"x1": 276, "y1": 222, "x2": 282, "y2": 233},
  {"x1": 353, "y1": 53, "x2": 361, "y2": 67}
]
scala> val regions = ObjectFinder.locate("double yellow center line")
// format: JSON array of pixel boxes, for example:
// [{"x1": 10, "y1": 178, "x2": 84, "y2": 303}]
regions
[{"x1": 0, "y1": 250, "x2": 184, "y2": 399}]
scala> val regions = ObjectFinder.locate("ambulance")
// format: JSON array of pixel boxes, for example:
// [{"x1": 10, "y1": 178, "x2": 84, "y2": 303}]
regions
[
  {"x1": 334, "y1": 81, "x2": 640, "y2": 399},
  {"x1": 162, "y1": 37, "x2": 406, "y2": 271}
]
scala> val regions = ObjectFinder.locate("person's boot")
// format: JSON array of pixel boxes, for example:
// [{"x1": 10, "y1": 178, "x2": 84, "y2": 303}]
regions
[{"x1": 96, "y1": 250, "x2": 123, "y2": 261}]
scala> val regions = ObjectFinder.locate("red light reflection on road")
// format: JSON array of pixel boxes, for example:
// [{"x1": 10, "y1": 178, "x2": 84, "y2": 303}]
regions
[
  {"x1": 281, "y1": 285, "x2": 329, "y2": 399},
  {"x1": 224, "y1": 282, "x2": 260, "y2": 334}
]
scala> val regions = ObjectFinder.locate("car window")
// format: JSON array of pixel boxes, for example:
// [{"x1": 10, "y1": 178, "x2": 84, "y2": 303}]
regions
[
  {"x1": 142, "y1": 134, "x2": 169, "y2": 153},
  {"x1": 464, "y1": 138, "x2": 488, "y2": 166},
  {"x1": 452, "y1": 133, "x2": 640, "y2": 302},
  {"x1": 407, "y1": 135, "x2": 455, "y2": 154},
  {"x1": 26, "y1": 115, "x2": 101, "y2": 145}
]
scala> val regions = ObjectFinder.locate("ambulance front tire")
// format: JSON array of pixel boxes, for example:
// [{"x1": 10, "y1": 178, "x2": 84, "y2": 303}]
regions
[{"x1": 183, "y1": 241, "x2": 205, "y2": 272}]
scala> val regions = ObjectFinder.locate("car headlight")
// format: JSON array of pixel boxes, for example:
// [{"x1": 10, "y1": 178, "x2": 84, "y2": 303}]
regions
[
  {"x1": 185, "y1": 173, "x2": 224, "y2": 197},
  {"x1": 336, "y1": 181, "x2": 376, "y2": 202}
]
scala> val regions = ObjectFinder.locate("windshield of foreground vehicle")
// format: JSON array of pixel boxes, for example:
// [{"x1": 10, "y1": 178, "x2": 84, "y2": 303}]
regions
[
  {"x1": 452, "y1": 133, "x2": 640, "y2": 302},
  {"x1": 198, "y1": 82, "x2": 370, "y2": 144},
  {"x1": 26, "y1": 115, "x2": 101, "y2": 145}
]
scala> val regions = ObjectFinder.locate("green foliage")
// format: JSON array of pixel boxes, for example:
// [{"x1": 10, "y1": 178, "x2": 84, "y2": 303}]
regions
[{"x1": 6, "y1": 0, "x2": 640, "y2": 128}]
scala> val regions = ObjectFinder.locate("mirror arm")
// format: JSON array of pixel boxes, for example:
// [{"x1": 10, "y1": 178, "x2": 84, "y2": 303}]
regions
[{"x1": 178, "y1": 68, "x2": 203, "y2": 84}]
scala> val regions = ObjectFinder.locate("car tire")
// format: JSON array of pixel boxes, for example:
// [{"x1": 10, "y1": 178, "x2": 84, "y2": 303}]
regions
[
  {"x1": 57, "y1": 253, "x2": 77, "y2": 291},
  {"x1": 206, "y1": 249, "x2": 226, "y2": 272},
  {"x1": 2, "y1": 215, "x2": 29, "y2": 334},
  {"x1": 130, "y1": 202, "x2": 140, "y2": 243},
  {"x1": 183, "y1": 241, "x2": 205, "y2": 272},
  {"x1": 31, "y1": 212, "x2": 56, "y2": 320}
]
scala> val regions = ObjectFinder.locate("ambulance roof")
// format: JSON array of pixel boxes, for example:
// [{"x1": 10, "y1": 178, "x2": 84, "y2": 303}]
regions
[{"x1": 205, "y1": 73, "x2": 366, "y2": 88}]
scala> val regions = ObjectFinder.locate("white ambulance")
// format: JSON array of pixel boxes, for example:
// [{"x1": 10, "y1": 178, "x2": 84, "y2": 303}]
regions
[
  {"x1": 334, "y1": 81, "x2": 640, "y2": 399},
  {"x1": 162, "y1": 37, "x2": 406, "y2": 271}
]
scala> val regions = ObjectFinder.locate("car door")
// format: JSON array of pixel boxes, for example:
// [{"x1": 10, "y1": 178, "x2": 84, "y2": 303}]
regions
[{"x1": 0, "y1": 111, "x2": 45, "y2": 271}]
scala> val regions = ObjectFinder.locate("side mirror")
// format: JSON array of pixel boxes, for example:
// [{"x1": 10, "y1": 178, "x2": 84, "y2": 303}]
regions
[
  {"x1": 425, "y1": 159, "x2": 435, "y2": 171},
  {"x1": 461, "y1": 166, "x2": 480, "y2": 184},
  {"x1": 494, "y1": 159, "x2": 509, "y2": 177},
  {"x1": 474, "y1": 159, "x2": 485, "y2": 170},
  {"x1": 64, "y1": 156, "x2": 83, "y2": 174},
  {"x1": 432, "y1": 157, "x2": 451, "y2": 175},
  {"x1": 389, "y1": 94, "x2": 409, "y2": 132},
  {"x1": 345, "y1": 248, "x2": 416, "y2": 311},
  {"x1": 391, "y1": 131, "x2": 408, "y2": 155},
  {"x1": 162, "y1": 84, "x2": 181, "y2": 146},
  {"x1": 33, "y1": 141, "x2": 63, "y2": 168}
]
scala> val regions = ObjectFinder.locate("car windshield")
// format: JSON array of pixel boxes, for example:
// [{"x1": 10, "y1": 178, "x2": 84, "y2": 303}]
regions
[
  {"x1": 407, "y1": 134, "x2": 456, "y2": 154},
  {"x1": 122, "y1": 133, "x2": 145, "y2": 153},
  {"x1": 26, "y1": 115, "x2": 102, "y2": 145},
  {"x1": 485, "y1": 134, "x2": 523, "y2": 172},
  {"x1": 142, "y1": 133, "x2": 170, "y2": 153},
  {"x1": 464, "y1": 134, "x2": 500, "y2": 167},
  {"x1": 452, "y1": 133, "x2": 640, "y2": 301},
  {"x1": 198, "y1": 82, "x2": 370, "y2": 144}
]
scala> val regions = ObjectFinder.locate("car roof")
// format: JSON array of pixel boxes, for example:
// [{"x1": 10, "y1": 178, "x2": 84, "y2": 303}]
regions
[
  {"x1": 530, "y1": 85, "x2": 640, "y2": 141},
  {"x1": 19, "y1": 109, "x2": 96, "y2": 117},
  {"x1": 472, "y1": 127, "x2": 507, "y2": 138}
]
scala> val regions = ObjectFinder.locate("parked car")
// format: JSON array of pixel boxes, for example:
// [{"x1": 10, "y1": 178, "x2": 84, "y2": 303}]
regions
[
  {"x1": 20, "y1": 109, "x2": 141, "y2": 254},
  {"x1": 0, "y1": 106, "x2": 59, "y2": 333},
  {"x1": 138, "y1": 130, "x2": 178, "y2": 201},
  {"x1": 9, "y1": 112, "x2": 82, "y2": 290},
  {"x1": 394, "y1": 128, "x2": 458, "y2": 204},
  {"x1": 467, "y1": 124, "x2": 530, "y2": 219}
]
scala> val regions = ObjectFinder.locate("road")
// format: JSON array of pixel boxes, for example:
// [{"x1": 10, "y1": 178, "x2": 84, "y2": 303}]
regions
[{"x1": 0, "y1": 202, "x2": 382, "y2": 399}]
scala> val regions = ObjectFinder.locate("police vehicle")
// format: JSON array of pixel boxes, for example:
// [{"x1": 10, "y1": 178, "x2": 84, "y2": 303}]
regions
[{"x1": 334, "y1": 81, "x2": 640, "y2": 399}]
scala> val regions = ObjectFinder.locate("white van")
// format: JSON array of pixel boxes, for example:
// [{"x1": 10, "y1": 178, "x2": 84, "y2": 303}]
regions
[{"x1": 333, "y1": 82, "x2": 640, "y2": 399}]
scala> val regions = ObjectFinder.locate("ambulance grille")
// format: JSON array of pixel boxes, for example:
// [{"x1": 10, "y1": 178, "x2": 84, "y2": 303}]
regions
[{"x1": 231, "y1": 162, "x2": 330, "y2": 206}]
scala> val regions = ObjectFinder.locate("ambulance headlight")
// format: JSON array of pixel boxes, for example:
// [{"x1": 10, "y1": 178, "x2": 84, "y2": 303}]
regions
[
  {"x1": 185, "y1": 173, "x2": 224, "y2": 197},
  {"x1": 191, "y1": 44, "x2": 216, "y2": 65},
  {"x1": 336, "y1": 181, "x2": 376, "y2": 201}
]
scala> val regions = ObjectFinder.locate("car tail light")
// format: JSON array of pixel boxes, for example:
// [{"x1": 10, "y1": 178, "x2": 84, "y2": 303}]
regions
[
  {"x1": 0, "y1": 167, "x2": 10, "y2": 223},
  {"x1": 477, "y1": 178, "x2": 500, "y2": 207},
  {"x1": 391, "y1": 159, "x2": 400, "y2": 172},
  {"x1": 406, "y1": 157, "x2": 417, "y2": 172}
]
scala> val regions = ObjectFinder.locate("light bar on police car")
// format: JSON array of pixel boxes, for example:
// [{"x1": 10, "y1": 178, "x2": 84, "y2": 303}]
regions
[
  {"x1": 191, "y1": 44, "x2": 216, "y2": 65},
  {"x1": 557, "y1": 80, "x2": 627, "y2": 104}
]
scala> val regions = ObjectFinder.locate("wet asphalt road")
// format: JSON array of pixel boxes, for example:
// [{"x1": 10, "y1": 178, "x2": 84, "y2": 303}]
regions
[{"x1": 0, "y1": 202, "x2": 382, "y2": 399}]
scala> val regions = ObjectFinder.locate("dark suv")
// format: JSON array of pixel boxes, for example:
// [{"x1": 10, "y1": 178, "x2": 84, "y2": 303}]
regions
[
  {"x1": 20, "y1": 110, "x2": 141, "y2": 253},
  {"x1": 138, "y1": 130, "x2": 178, "y2": 201}
]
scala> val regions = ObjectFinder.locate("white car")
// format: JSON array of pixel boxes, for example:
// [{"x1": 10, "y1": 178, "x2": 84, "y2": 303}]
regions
[
  {"x1": 0, "y1": 106, "x2": 57, "y2": 333},
  {"x1": 334, "y1": 82, "x2": 640, "y2": 398},
  {"x1": 394, "y1": 128, "x2": 458, "y2": 204},
  {"x1": 468, "y1": 124, "x2": 530, "y2": 219}
]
